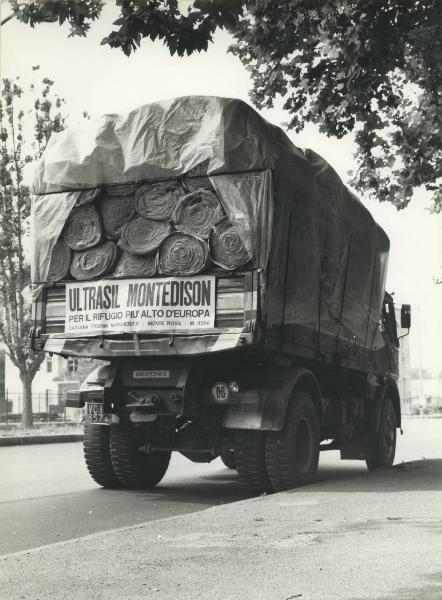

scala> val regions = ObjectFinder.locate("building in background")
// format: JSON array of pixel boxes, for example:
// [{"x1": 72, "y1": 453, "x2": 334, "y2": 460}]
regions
[
  {"x1": 411, "y1": 377, "x2": 442, "y2": 414},
  {"x1": 3, "y1": 353, "x2": 97, "y2": 420}
]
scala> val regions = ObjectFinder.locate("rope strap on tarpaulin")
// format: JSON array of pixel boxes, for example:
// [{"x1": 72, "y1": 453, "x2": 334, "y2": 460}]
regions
[
  {"x1": 104, "y1": 183, "x2": 137, "y2": 196},
  {"x1": 70, "y1": 241, "x2": 119, "y2": 280},
  {"x1": 158, "y1": 232, "x2": 209, "y2": 276},
  {"x1": 114, "y1": 251, "x2": 157, "y2": 278}
]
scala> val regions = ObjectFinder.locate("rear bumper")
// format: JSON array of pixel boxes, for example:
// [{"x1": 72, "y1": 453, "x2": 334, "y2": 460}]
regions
[{"x1": 44, "y1": 331, "x2": 254, "y2": 359}]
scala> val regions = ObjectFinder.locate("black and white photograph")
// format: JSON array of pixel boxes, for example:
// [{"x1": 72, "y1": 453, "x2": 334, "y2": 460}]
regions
[{"x1": 0, "y1": 1, "x2": 441, "y2": 598}]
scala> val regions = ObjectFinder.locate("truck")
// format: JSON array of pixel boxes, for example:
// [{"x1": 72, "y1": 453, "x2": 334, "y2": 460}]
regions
[{"x1": 30, "y1": 96, "x2": 411, "y2": 493}]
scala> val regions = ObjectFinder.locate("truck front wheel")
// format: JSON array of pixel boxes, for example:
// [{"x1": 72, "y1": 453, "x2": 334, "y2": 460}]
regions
[
  {"x1": 265, "y1": 391, "x2": 320, "y2": 492},
  {"x1": 110, "y1": 425, "x2": 171, "y2": 489},
  {"x1": 366, "y1": 397, "x2": 397, "y2": 471},
  {"x1": 83, "y1": 425, "x2": 121, "y2": 489}
]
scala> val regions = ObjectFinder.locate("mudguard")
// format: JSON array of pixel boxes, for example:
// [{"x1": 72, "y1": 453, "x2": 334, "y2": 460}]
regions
[
  {"x1": 223, "y1": 365, "x2": 322, "y2": 431},
  {"x1": 375, "y1": 379, "x2": 401, "y2": 431}
]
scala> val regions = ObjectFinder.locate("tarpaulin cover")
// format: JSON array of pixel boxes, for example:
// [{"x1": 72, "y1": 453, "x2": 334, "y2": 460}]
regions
[{"x1": 31, "y1": 95, "x2": 389, "y2": 363}]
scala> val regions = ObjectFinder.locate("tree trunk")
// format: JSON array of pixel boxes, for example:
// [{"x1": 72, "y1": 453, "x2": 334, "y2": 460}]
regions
[{"x1": 20, "y1": 374, "x2": 33, "y2": 428}]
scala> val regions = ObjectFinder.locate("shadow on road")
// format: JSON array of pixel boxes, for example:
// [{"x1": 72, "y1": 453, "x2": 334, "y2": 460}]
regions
[
  {"x1": 299, "y1": 459, "x2": 442, "y2": 494},
  {"x1": 110, "y1": 459, "x2": 442, "y2": 507}
]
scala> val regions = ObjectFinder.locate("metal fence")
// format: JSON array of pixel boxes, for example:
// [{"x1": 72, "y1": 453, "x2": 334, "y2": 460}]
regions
[{"x1": 0, "y1": 391, "x2": 80, "y2": 424}]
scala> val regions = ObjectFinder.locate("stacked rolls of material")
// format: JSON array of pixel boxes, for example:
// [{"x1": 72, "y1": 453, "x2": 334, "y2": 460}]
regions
[
  {"x1": 70, "y1": 241, "x2": 118, "y2": 280},
  {"x1": 172, "y1": 189, "x2": 224, "y2": 238},
  {"x1": 53, "y1": 176, "x2": 251, "y2": 282},
  {"x1": 47, "y1": 239, "x2": 72, "y2": 282},
  {"x1": 99, "y1": 195, "x2": 135, "y2": 240},
  {"x1": 210, "y1": 219, "x2": 250, "y2": 270},
  {"x1": 135, "y1": 181, "x2": 183, "y2": 220},
  {"x1": 64, "y1": 205, "x2": 103, "y2": 250},
  {"x1": 114, "y1": 251, "x2": 156, "y2": 278},
  {"x1": 158, "y1": 232, "x2": 209, "y2": 276},
  {"x1": 120, "y1": 216, "x2": 172, "y2": 255}
]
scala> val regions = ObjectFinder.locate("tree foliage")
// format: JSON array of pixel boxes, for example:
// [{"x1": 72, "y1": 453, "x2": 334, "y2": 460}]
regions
[
  {"x1": 4, "y1": 1, "x2": 441, "y2": 211},
  {"x1": 0, "y1": 70, "x2": 67, "y2": 426},
  {"x1": 231, "y1": 1, "x2": 442, "y2": 212}
]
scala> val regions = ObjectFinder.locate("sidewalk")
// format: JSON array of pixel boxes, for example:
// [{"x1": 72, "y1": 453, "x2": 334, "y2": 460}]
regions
[
  {"x1": 1, "y1": 458, "x2": 441, "y2": 600},
  {"x1": 0, "y1": 423, "x2": 83, "y2": 446}
]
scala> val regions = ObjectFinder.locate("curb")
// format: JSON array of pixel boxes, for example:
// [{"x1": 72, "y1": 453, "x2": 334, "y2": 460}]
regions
[{"x1": 0, "y1": 434, "x2": 84, "y2": 447}]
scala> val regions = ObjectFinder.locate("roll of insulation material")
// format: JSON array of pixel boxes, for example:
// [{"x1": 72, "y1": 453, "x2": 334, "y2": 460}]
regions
[
  {"x1": 114, "y1": 251, "x2": 157, "y2": 278},
  {"x1": 120, "y1": 216, "x2": 172, "y2": 255},
  {"x1": 70, "y1": 241, "x2": 118, "y2": 280},
  {"x1": 99, "y1": 195, "x2": 135, "y2": 240},
  {"x1": 158, "y1": 232, "x2": 209, "y2": 276},
  {"x1": 47, "y1": 238, "x2": 71, "y2": 282},
  {"x1": 64, "y1": 205, "x2": 103, "y2": 251},
  {"x1": 172, "y1": 189, "x2": 224, "y2": 238},
  {"x1": 210, "y1": 219, "x2": 250, "y2": 270},
  {"x1": 135, "y1": 181, "x2": 183, "y2": 220}
]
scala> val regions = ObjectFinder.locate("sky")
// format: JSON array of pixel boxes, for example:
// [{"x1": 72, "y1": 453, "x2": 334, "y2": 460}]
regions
[{"x1": 1, "y1": 2, "x2": 441, "y2": 374}]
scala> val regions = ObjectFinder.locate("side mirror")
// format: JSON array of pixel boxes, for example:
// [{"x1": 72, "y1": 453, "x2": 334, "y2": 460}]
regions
[{"x1": 401, "y1": 304, "x2": 411, "y2": 329}]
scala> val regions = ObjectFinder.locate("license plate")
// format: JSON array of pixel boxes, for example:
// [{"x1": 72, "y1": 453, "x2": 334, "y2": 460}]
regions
[{"x1": 86, "y1": 403, "x2": 111, "y2": 425}]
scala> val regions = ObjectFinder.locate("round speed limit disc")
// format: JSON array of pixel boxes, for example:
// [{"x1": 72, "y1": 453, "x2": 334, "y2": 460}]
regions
[{"x1": 211, "y1": 382, "x2": 231, "y2": 403}]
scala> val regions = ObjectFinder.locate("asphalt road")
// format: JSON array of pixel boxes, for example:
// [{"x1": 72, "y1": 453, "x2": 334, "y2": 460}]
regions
[{"x1": 1, "y1": 417, "x2": 441, "y2": 556}]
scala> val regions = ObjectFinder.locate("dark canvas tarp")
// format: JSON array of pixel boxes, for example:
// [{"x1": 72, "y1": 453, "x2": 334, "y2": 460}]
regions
[{"x1": 31, "y1": 95, "x2": 389, "y2": 359}]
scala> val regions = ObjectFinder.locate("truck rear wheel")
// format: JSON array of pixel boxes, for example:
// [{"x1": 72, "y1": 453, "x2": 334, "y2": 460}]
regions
[
  {"x1": 110, "y1": 425, "x2": 171, "y2": 489},
  {"x1": 366, "y1": 397, "x2": 397, "y2": 471},
  {"x1": 83, "y1": 425, "x2": 121, "y2": 489},
  {"x1": 265, "y1": 391, "x2": 320, "y2": 492},
  {"x1": 235, "y1": 431, "x2": 272, "y2": 494},
  {"x1": 220, "y1": 449, "x2": 236, "y2": 469}
]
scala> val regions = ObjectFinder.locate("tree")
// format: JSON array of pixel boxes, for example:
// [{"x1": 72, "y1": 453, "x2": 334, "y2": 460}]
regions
[
  {"x1": 3, "y1": 1, "x2": 441, "y2": 211},
  {"x1": 0, "y1": 70, "x2": 66, "y2": 426}
]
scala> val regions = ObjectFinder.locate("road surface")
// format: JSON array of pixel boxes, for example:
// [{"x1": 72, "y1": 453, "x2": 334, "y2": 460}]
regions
[{"x1": 0, "y1": 417, "x2": 440, "y2": 556}]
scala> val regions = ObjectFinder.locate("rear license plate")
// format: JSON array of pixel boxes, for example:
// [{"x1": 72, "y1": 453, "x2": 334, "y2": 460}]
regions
[{"x1": 86, "y1": 403, "x2": 111, "y2": 425}]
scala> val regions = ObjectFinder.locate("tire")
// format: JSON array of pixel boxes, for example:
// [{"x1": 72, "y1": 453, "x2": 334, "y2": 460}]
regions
[
  {"x1": 265, "y1": 391, "x2": 320, "y2": 492},
  {"x1": 366, "y1": 397, "x2": 397, "y2": 471},
  {"x1": 235, "y1": 430, "x2": 273, "y2": 494},
  {"x1": 110, "y1": 425, "x2": 171, "y2": 489},
  {"x1": 83, "y1": 424, "x2": 121, "y2": 489},
  {"x1": 220, "y1": 449, "x2": 236, "y2": 470}
]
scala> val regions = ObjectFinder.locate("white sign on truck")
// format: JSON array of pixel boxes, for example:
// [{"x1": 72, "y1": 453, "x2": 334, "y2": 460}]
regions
[{"x1": 65, "y1": 275, "x2": 215, "y2": 334}]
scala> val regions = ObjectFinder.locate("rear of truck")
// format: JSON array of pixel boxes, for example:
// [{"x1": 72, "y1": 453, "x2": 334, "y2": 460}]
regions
[
  {"x1": 29, "y1": 96, "x2": 407, "y2": 493},
  {"x1": 29, "y1": 97, "x2": 280, "y2": 488}
]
